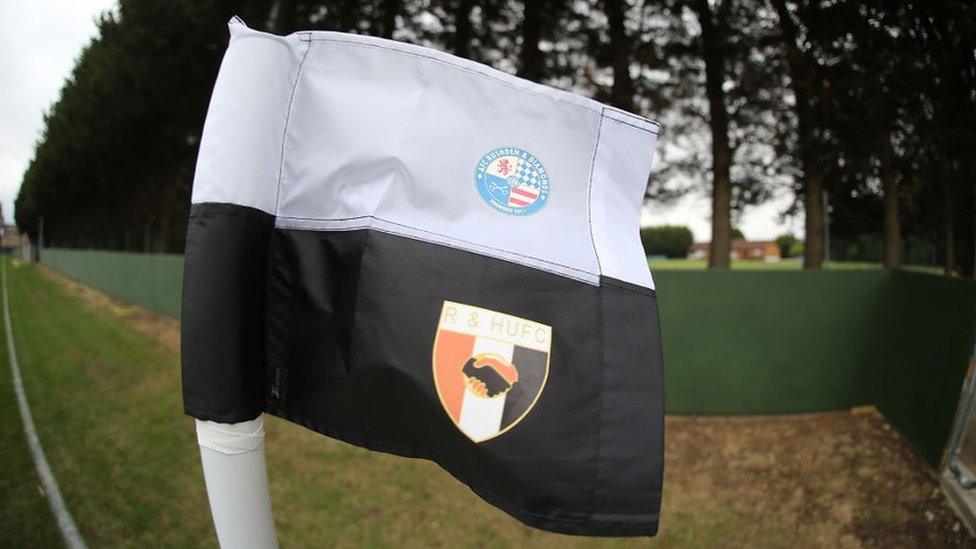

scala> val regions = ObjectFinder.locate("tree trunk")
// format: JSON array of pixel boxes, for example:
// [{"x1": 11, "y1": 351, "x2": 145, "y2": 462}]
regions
[
  {"x1": 693, "y1": 0, "x2": 733, "y2": 269},
  {"x1": 604, "y1": 0, "x2": 635, "y2": 111},
  {"x1": 142, "y1": 219, "x2": 152, "y2": 253},
  {"x1": 451, "y1": 0, "x2": 474, "y2": 59},
  {"x1": 771, "y1": 0, "x2": 825, "y2": 269},
  {"x1": 803, "y1": 171, "x2": 825, "y2": 268},
  {"x1": 880, "y1": 144, "x2": 901, "y2": 268},
  {"x1": 266, "y1": 0, "x2": 296, "y2": 34},
  {"x1": 944, "y1": 181, "x2": 956, "y2": 276},
  {"x1": 516, "y1": 1, "x2": 544, "y2": 81},
  {"x1": 158, "y1": 211, "x2": 171, "y2": 253},
  {"x1": 377, "y1": 0, "x2": 400, "y2": 39},
  {"x1": 337, "y1": 1, "x2": 360, "y2": 32}
]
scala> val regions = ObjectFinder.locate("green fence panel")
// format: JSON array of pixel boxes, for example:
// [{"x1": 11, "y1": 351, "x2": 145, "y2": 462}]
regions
[
  {"x1": 655, "y1": 270, "x2": 887, "y2": 414},
  {"x1": 41, "y1": 248, "x2": 184, "y2": 319},
  {"x1": 876, "y1": 270, "x2": 976, "y2": 467},
  {"x1": 36, "y1": 248, "x2": 976, "y2": 467}
]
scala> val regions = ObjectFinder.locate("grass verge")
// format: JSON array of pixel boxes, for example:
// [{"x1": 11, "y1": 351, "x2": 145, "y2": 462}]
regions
[{"x1": 0, "y1": 263, "x2": 62, "y2": 547}]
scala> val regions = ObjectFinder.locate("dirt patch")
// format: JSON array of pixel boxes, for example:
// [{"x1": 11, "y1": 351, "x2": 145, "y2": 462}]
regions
[
  {"x1": 666, "y1": 410, "x2": 974, "y2": 547},
  {"x1": 38, "y1": 265, "x2": 180, "y2": 349}
]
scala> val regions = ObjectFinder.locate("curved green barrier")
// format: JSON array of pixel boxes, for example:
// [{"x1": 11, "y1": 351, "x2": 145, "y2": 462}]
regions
[{"x1": 39, "y1": 248, "x2": 976, "y2": 466}]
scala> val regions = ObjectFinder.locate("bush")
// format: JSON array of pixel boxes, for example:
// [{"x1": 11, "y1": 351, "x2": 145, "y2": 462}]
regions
[
  {"x1": 776, "y1": 234, "x2": 799, "y2": 258},
  {"x1": 641, "y1": 226, "x2": 695, "y2": 258}
]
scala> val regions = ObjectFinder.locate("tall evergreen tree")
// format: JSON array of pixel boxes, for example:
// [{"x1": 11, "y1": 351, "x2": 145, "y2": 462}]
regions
[{"x1": 14, "y1": 0, "x2": 973, "y2": 278}]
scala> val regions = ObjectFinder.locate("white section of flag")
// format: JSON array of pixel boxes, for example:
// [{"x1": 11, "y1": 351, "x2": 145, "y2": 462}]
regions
[{"x1": 195, "y1": 21, "x2": 660, "y2": 289}]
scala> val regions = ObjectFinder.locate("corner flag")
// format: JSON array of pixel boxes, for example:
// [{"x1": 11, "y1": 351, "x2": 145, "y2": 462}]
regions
[{"x1": 182, "y1": 18, "x2": 664, "y2": 537}]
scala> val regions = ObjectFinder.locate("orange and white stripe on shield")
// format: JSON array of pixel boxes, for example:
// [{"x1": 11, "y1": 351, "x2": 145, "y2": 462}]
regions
[{"x1": 432, "y1": 301, "x2": 552, "y2": 442}]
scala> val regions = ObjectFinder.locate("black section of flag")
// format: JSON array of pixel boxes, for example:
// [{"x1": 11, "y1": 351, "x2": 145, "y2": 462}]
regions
[
  {"x1": 181, "y1": 202, "x2": 664, "y2": 537},
  {"x1": 593, "y1": 277, "x2": 664, "y2": 532},
  {"x1": 264, "y1": 225, "x2": 371, "y2": 437},
  {"x1": 502, "y1": 346, "x2": 547, "y2": 427},
  {"x1": 181, "y1": 202, "x2": 273, "y2": 423}
]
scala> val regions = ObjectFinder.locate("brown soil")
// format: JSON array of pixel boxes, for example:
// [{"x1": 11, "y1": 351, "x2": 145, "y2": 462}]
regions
[
  {"x1": 39, "y1": 266, "x2": 975, "y2": 547},
  {"x1": 665, "y1": 411, "x2": 974, "y2": 547}
]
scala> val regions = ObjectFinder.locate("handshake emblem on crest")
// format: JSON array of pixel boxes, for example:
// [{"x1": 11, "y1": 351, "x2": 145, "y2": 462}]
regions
[{"x1": 462, "y1": 354, "x2": 520, "y2": 398}]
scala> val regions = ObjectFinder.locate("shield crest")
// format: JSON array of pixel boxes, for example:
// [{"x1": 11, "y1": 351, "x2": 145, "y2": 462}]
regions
[{"x1": 432, "y1": 300, "x2": 552, "y2": 442}]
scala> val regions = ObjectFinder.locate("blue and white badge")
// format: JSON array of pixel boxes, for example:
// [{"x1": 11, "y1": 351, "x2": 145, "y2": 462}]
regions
[{"x1": 474, "y1": 147, "x2": 550, "y2": 216}]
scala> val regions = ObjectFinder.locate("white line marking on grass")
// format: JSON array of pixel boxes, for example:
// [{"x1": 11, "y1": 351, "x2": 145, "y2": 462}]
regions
[{"x1": 3, "y1": 259, "x2": 87, "y2": 549}]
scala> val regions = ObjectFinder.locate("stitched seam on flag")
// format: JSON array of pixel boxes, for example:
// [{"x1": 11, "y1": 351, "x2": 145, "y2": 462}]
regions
[
  {"x1": 586, "y1": 110, "x2": 606, "y2": 278},
  {"x1": 349, "y1": 230, "x2": 376, "y2": 437},
  {"x1": 600, "y1": 277, "x2": 657, "y2": 298},
  {"x1": 278, "y1": 219, "x2": 596, "y2": 284},
  {"x1": 347, "y1": 229, "x2": 370, "y2": 378},
  {"x1": 298, "y1": 37, "x2": 659, "y2": 137},
  {"x1": 277, "y1": 215, "x2": 593, "y2": 274},
  {"x1": 603, "y1": 106, "x2": 661, "y2": 131},
  {"x1": 604, "y1": 114, "x2": 661, "y2": 134},
  {"x1": 604, "y1": 283, "x2": 656, "y2": 298},
  {"x1": 589, "y1": 282, "x2": 607, "y2": 520},
  {"x1": 274, "y1": 38, "x2": 313, "y2": 216},
  {"x1": 227, "y1": 35, "x2": 296, "y2": 48},
  {"x1": 279, "y1": 214, "x2": 374, "y2": 221},
  {"x1": 275, "y1": 214, "x2": 596, "y2": 278},
  {"x1": 312, "y1": 224, "x2": 596, "y2": 285}
]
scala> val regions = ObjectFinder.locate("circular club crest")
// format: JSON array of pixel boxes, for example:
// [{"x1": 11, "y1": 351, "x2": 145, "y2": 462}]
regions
[{"x1": 474, "y1": 147, "x2": 550, "y2": 216}]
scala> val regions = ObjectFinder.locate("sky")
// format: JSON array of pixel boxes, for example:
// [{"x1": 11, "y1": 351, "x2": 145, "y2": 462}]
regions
[
  {"x1": 641, "y1": 190, "x2": 800, "y2": 243},
  {"x1": 0, "y1": 0, "x2": 118, "y2": 225},
  {"x1": 0, "y1": 0, "x2": 799, "y2": 242}
]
